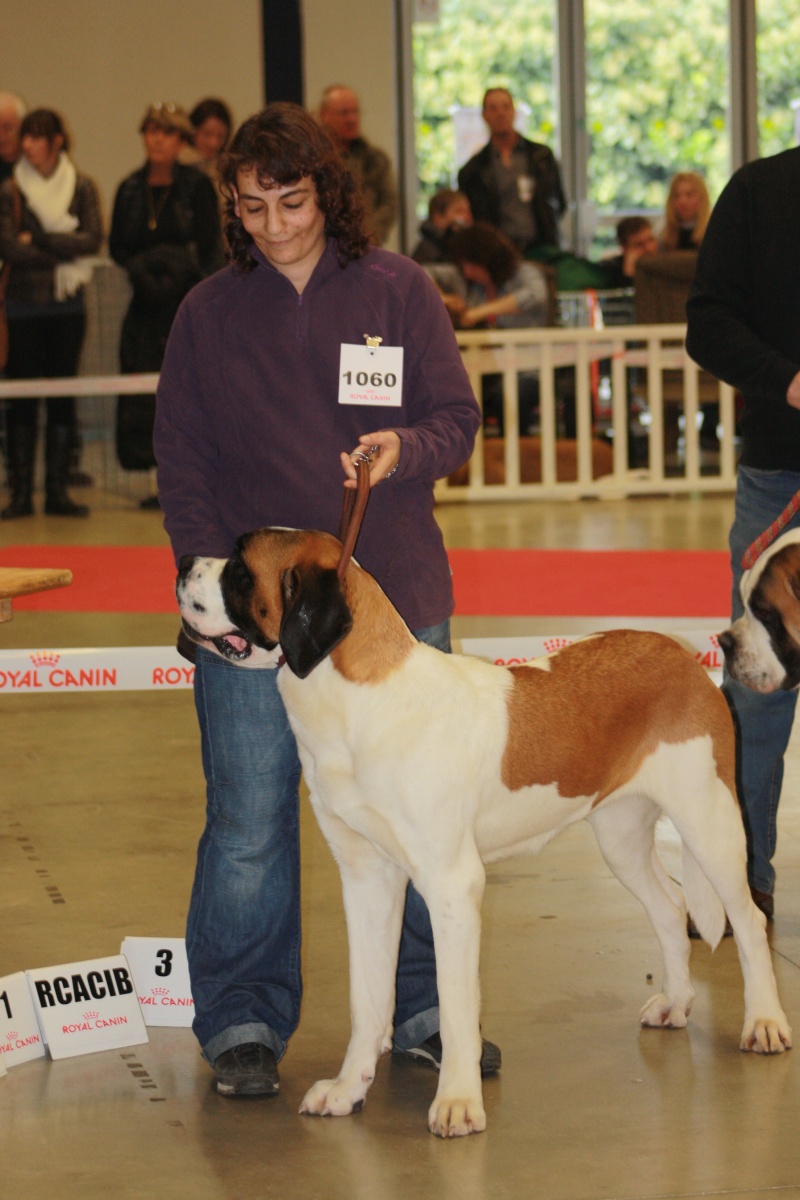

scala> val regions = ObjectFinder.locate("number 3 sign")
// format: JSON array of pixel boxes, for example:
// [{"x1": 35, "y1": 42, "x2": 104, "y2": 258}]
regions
[{"x1": 120, "y1": 937, "x2": 194, "y2": 1027}]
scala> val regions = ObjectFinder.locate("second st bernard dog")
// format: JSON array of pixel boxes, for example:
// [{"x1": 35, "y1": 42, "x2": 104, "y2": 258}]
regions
[
  {"x1": 177, "y1": 527, "x2": 791, "y2": 1137},
  {"x1": 719, "y1": 528, "x2": 800, "y2": 693}
]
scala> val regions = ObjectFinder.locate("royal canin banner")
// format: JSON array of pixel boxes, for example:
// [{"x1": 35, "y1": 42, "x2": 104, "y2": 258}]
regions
[
  {"x1": 0, "y1": 646, "x2": 195, "y2": 693},
  {"x1": 0, "y1": 632, "x2": 725, "y2": 695}
]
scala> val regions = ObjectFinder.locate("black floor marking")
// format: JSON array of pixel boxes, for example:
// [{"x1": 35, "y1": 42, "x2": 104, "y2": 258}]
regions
[
  {"x1": 9, "y1": 821, "x2": 66, "y2": 904},
  {"x1": 120, "y1": 1052, "x2": 165, "y2": 1101}
]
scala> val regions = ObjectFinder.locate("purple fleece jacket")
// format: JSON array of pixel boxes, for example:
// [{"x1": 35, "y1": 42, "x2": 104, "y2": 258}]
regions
[{"x1": 154, "y1": 239, "x2": 480, "y2": 630}]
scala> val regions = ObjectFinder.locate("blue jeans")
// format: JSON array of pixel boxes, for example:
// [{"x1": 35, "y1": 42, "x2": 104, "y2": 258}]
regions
[
  {"x1": 187, "y1": 620, "x2": 450, "y2": 1064},
  {"x1": 724, "y1": 466, "x2": 800, "y2": 895}
]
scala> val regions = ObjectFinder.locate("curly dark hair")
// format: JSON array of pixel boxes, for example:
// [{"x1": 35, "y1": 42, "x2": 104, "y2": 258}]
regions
[
  {"x1": 219, "y1": 102, "x2": 369, "y2": 272},
  {"x1": 448, "y1": 222, "x2": 521, "y2": 288}
]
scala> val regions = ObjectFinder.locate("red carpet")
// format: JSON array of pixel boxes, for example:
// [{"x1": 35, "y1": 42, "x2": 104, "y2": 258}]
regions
[{"x1": 0, "y1": 545, "x2": 731, "y2": 617}]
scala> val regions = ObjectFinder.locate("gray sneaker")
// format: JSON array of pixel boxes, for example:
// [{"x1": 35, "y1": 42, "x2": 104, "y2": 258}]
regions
[
  {"x1": 213, "y1": 1042, "x2": 279, "y2": 1096},
  {"x1": 394, "y1": 1032, "x2": 501, "y2": 1077}
]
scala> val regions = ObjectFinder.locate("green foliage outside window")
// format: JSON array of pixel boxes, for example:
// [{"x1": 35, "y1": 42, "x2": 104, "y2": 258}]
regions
[{"x1": 413, "y1": 0, "x2": 800, "y2": 241}]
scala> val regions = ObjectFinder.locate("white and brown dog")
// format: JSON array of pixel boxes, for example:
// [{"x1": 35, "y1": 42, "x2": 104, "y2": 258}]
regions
[
  {"x1": 177, "y1": 528, "x2": 791, "y2": 1137},
  {"x1": 719, "y1": 528, "x2": 800, "y2": 693}
]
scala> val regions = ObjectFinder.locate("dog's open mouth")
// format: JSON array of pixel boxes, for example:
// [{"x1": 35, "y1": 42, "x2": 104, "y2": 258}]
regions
[{"x1": 182, "y1": 618, "x2": 254, "y2": 661}]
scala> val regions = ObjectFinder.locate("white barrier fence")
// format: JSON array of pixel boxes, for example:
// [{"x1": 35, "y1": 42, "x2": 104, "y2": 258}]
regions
[
  {"x1": 439, "y1": 324, "x2": 737, "y2": 502},
  {"x1": 0, "y1": 324, "x2": 736, "y2": 507}
]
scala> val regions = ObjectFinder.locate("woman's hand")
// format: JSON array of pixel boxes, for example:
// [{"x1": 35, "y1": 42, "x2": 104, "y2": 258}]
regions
[{"x1": 341, "y1": 430, "x2": 401, "y2": 489}]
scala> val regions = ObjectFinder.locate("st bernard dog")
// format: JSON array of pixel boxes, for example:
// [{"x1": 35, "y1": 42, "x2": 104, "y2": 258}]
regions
[
  {"x1": 177, "y1": 528, "x2": 791, "y2": 1137},
  {"x1": 719, "y1": 528, "x2": 800, "y2": 693}
]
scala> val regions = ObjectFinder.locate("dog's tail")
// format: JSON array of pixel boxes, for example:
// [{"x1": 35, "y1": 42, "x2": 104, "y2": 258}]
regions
[{"x1": 681, "y1": 843, "x2": 727, "y2": 949}]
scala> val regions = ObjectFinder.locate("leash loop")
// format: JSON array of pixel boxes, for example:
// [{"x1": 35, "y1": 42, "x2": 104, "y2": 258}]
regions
[{"x1": 337, "y1": 447, "x2": 376, "y2": 581}]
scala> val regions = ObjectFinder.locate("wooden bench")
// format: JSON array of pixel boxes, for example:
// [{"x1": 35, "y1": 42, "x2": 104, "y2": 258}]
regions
[{"x1": 0, "y1": 567, "x2": 73, "y2": 623}]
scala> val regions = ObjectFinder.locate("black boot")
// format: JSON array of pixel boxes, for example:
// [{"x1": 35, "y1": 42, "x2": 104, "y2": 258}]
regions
[
  {"x1": 44, "y1": 423, "x2": 89, "y2": 517},
  {"x1": 1, "y1": 422, "x2": 36, "y2": 520}
]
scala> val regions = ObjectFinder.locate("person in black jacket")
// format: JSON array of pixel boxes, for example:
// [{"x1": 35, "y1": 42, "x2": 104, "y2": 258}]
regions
[
  {"x1": 0, "y1": 108, "x2": 102, "y2": 518},
  {"x1": 686, "y1": 146, "x2": 800, "y2": 922},
  {"x1": 457, "y1": 87, "x2": 566, "y2": 255},
  {"x1": 110, "y1": 102, "x2": 223, "y2": 505}
]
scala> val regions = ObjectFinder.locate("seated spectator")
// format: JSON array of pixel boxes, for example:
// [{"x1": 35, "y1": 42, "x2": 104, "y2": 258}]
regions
[
  {"x1": 431, "y1": 223, "x2": 551, "y2": 438},
  {"x1": 448, "y1": 222, "x2": 550, "y2": 328},
  {"x1": 411, "y1": 188, "x2": 471, "y2": 265},
  {"x1": 603, "y1": 216, "x2": 658, "y2": 288},
  {"x1": 660, "y1": 172, "x2": 711, "y2": 250}
]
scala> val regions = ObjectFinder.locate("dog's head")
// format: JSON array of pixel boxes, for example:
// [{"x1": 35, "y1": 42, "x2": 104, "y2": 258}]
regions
[
  {"x1": 718, "y1": 529, "x2": 800, "y2": 692},
  {"x1": 176, "y1": 528, "x2": 353, "y2": 679}
]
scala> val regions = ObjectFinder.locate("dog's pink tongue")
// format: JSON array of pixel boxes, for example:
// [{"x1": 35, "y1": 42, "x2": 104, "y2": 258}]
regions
[{"x1": 226, "y1": 635, "x2": 249, "y2": 653}]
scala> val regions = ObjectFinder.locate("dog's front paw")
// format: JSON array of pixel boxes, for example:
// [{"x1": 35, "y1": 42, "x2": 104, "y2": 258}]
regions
[
  {"x1": 740, "y1": 1015, "x2": 792, "y2": 1054},
  {"x1": 428, "y1": 1095, "x2": 486, "y2": 1138},
  {"x1": 299, "y1": 1077, "x2": 367, "y2": 1117},
  {"x1": 639, "y1": 992, "x2": 691, "y2": 1029}
]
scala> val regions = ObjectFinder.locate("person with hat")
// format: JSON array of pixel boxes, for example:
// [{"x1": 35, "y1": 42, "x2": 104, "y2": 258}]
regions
[{"x1": 109, "y1": 102, "x2": 223, "y2": 506}]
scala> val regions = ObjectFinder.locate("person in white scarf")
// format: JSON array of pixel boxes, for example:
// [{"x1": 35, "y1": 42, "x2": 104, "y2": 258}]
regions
[{"x1": 0, "y1": 108, "x2": 102, "y2": 518}]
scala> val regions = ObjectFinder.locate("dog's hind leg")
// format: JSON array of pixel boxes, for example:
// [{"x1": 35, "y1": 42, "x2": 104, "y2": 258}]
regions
[
  {"x1": 587, "y1": 794, "x2": 696, "y2": 1029},
  {"x1": 299, "y1": 813, "x2": 409, "y2": 1118},
  {"x1": 660, "y1": 773, "x2": 792, "y2": 1054}
]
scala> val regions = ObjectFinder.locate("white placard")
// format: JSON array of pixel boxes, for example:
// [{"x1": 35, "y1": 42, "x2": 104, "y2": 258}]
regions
[
  {"x1": 338, "y1": 343, "x2": 404, "y2": 407},
  {"x1": 0, "y1": 972, "x2": 46, "y2": 1069},
  {"x1": 121, "y1": 937, "x2": 194, "y2": 1027},
  {"x1": 26, "y1": 956, "x2": 148, "y2": 1060}
]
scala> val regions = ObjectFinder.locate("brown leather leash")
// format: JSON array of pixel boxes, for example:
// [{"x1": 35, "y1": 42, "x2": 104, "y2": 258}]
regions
[
  {"x1": 741, "y1": 490, "x2": 800, "y2": 570},
  {"x1": 336, "y1": 447, "x2": 375, "y2": 581}
]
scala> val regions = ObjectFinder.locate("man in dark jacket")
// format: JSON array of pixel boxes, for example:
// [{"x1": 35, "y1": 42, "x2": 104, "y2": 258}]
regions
[
  {"x1": 319, "y1": 85, "x2": 398, "y2": 246},
  {"x1": 457, "y1": 87, "x2": 566, "y2": 254},
  {"x1": 686, "y1": 146, "x2": 800, "y2": 922}
]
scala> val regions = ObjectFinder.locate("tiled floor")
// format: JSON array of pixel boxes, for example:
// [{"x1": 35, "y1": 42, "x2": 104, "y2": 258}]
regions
[{"x1": 2, "y1": 489, "x2": 800, "y2": 1200}]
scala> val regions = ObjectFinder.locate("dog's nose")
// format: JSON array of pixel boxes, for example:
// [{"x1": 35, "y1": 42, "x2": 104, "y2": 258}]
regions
[{"x1": 717, "y1": 630, "x2": 735, "y2": 657}]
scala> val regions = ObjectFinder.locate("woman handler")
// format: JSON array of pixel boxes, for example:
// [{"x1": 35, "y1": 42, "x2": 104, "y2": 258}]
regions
[{"x1": 154, "y1": 103, "x2": 498, "y2": 1096}]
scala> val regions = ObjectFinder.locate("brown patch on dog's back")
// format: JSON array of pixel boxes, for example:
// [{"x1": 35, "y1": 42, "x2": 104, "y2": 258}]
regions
[{"x1": 501, "y1": 630, "x2": 735, "y2": 800}]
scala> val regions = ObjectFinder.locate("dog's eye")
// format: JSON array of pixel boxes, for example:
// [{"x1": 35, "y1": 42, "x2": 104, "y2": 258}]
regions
[{"x1": 259, "y1": 607, "x2": 267, "y2": 617}]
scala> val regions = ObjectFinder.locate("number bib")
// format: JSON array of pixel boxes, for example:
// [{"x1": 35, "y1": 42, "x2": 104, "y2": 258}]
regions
[{"x1": 338, "y1": 343, "x2": 404, "y2": 407}]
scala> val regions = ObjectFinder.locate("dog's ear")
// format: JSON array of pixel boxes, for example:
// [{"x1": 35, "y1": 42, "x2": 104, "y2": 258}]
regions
[{"x1": 279, "y1": 563, "x2": 353, "y2": 678}]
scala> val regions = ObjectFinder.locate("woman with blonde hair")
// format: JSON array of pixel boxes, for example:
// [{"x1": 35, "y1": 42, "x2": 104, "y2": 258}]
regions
[{"x1": 660, "y1": 171, "x2": 711, "y2": 250}]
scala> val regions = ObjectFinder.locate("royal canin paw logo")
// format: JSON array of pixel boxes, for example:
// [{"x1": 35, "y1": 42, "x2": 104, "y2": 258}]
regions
[
  {"x1": 7, "y1": 1031, "x2": 18, "y2": 1040},
  {"x1": 150, "y1": 987, "x2": 170, "y2": 997},
  {"x1": 709, "y1": 634, "x2": 720, "y2": 649},
  {"x1": 30, "y1": 651, "x2": 60, "y2": 667},
  {"x1": 83, "y1": 1011, "x2": 99, "y2": 1020},
  {"x1": 543, "y1": 638, "x2": 572, "y2": 654}
]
